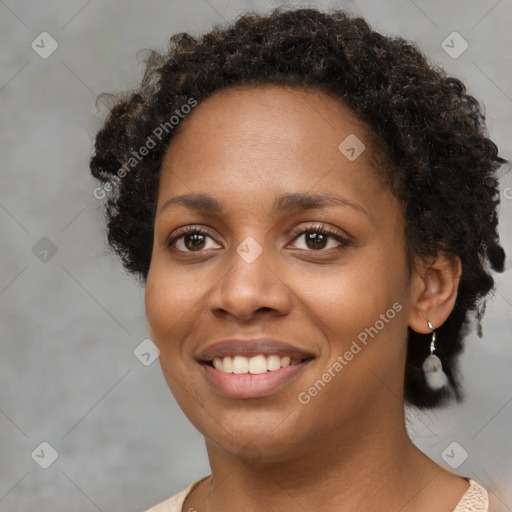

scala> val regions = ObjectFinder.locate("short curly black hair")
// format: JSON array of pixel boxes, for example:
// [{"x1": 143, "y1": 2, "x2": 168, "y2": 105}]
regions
[{"x1": 90, "y1": 7, "x2": 506, "y2": 409}]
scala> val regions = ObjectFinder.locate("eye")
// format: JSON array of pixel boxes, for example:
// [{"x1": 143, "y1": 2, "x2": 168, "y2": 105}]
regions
[
  {"x1": 167, "y1": 226, "x2": 221, "y2": 252},
  {"x1": 167, "y1": 223, "x2": 351, "y2": 254},
  {"x1": 289, "y1": 223, "x2": 351, "y2": 252}
]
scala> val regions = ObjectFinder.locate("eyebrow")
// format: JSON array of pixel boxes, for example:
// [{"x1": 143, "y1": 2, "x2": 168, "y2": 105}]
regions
[{"x1": 158, "y1": 191, "x2": 368, "y2": 217}]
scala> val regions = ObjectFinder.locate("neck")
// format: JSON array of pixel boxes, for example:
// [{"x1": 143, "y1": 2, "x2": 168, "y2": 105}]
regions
[{"x1": 192, "y1": 399, "x2": 439, "y2": 512}]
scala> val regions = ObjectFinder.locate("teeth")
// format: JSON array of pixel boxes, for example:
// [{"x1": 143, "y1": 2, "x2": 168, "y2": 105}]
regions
[
  {"x1": 249, "y1": 355, "x2": 267, "y2": 374},
  {"x1": 223, "y1": 356, "x2": 233, "y2": 373},
  {"x1": 232, "y1": 355, "x2": 249, "y2": 374},
  {"x1": 211, "y1": 355, "x2": 303, "y2": 374},
  {"x1": 267, "y1": 355, "x2": 281, "y2": 371}
]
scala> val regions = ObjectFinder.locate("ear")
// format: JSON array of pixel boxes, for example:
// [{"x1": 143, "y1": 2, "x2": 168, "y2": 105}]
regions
[{"x1": 408, "y1": 253, "x2": 462, "y2": 334}]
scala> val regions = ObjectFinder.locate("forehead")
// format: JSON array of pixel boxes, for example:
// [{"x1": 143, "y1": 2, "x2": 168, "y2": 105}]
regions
[
  {"x1": 157, "y1": 85, "x2": 392, "y2": 220},
  {"x1": 166, "y1": 85, "x2": 368, "y2": 156}
]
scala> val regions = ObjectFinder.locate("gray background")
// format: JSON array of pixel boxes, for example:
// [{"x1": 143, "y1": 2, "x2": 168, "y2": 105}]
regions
[{"x1": 1, "y1": 0, "x2": 511, "y2": 511}]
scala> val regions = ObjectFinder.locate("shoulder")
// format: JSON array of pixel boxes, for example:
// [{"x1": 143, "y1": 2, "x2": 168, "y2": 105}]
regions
[
  {"x1": 452, "y1": 478, "x2": 489, "y2": 512},
  {"x1": 142, "y1": 475, "x2": 491, "y2": 511},
  {"x1": 142, "y1": 476, "x2": 210, "y2": 512}
]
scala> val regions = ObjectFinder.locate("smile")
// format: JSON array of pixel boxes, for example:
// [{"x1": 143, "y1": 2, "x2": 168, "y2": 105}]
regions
[
  {"x1": 210, "y1": 354, "x2": 304, "y2": 374},
  {"x1": 201, "y1": 356, "x2": 314, "y2": 399}
]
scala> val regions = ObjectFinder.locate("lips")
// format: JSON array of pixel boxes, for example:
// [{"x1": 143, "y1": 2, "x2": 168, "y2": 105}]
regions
[
  {"x1": 196, "y1": 338, "x2": 315, "y2": 399},
  {"x1": 196, "y1": 338, "x2": 315, "y2": 362}
]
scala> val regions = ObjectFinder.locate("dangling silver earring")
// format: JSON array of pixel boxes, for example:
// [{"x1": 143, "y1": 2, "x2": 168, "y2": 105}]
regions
[{"x1": 422, "y1": 321, "x2": 448, "y2": 390}]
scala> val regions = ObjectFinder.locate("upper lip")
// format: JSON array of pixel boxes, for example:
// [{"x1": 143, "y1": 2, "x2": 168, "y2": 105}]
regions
[{"x1": 196, "y1": 338, "x2": 315, "y2": 362}]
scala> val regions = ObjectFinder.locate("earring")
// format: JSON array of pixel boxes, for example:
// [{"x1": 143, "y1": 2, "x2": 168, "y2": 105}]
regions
[{"x1": 422, "y1": 321, "x2": 448, "y2": 390}]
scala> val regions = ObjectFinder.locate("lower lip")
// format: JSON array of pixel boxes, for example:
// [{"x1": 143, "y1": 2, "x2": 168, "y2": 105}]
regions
[{"x1": 201, "y1": 360, "x2": 312, "y2": 399}]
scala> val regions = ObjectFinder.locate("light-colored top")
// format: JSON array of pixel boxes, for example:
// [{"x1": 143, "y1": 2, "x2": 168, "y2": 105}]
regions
[{"x1": 143, "y1": 476, "x2": 489, "y2": 512}]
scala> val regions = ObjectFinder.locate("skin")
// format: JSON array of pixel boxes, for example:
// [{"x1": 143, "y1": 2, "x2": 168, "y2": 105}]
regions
[{"x1": 144, "y1": 85, "x2": 470, "y2": 511}]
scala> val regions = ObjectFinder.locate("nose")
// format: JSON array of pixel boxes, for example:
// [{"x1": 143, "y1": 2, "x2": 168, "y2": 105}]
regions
[{"x1": 207, "y1": 242, "x2": 292, "y2": 322}]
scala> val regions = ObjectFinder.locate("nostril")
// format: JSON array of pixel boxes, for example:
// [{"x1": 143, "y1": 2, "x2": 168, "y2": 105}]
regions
[{"x1": 256, "y1": 307, "x2": 272, "y2": 313}]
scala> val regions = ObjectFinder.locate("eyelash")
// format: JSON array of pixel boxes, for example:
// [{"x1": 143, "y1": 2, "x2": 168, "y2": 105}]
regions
[{"x1": 167, "y1": 223, "x2": 351, "y2": 254}]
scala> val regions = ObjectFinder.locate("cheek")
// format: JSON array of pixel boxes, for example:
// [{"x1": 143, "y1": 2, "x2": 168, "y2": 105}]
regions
[
  {"x1": 144, "y1": 262, "x2": 199, "y2": 351},
  {"x1": 144, "y1": 267, "x2": 204, "y2": 402},
  {"x1": 145, "y1": 258, "x2": 221, "y2": 374},
  {"x1": 303, "y1": 242, "x2": 409, "y2": 373},
  {"x1": 308, "y1": 251, "x2": 405, "y2": 329}
]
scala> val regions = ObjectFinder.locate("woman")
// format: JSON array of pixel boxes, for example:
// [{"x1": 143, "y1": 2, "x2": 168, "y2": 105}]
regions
[{"x1": 90, "y1": 7, "x2": 506, "y2": 511}]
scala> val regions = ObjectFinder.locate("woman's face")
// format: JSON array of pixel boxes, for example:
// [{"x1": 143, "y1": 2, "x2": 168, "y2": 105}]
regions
[{"x1": 145, "y1": 85, "x2": 414, "y2": 461}]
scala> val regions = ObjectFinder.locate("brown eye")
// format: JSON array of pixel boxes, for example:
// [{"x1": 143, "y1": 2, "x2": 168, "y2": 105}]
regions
[
  {"x1": 290, "y1": 225, "x2": 351, "y2": 252},
  {"x1": 304, "y1": 231, "x2": 329, "y2": 250},
  {"x1": 168, "y1": 227, "x2": 221, "y2": 252},
  {"x1": 181, "y1": 233, "x2": 207, "y2": 251}
]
